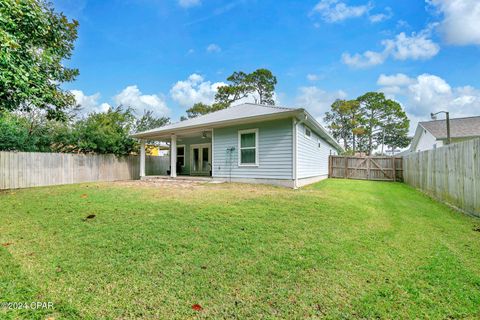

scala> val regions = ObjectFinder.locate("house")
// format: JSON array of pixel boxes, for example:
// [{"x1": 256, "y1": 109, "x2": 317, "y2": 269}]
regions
[
  {"x1": 131, "y1": 103, "x2": 343, "y2": 188},
  {"x1": 410, "y1": 116, "x2": 480, "y2": 152}
]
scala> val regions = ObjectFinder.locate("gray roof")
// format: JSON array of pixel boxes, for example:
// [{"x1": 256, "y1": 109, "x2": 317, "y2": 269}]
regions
[
  {"x1": 132, "y1": 103, "x2": 343, "y2": 152},
  {"x1": 132, "y1": 103, "x2": 298, "y2": 138},
  {"x1": 420, "y1": 116, "x2": 480, "y2": 139}
]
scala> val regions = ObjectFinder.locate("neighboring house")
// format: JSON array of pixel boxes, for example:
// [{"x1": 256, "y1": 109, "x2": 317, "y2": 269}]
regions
[
  {"x1": 410, "y1": 116, "x2": 480, "y2": 152},
  {"x1": 145, "y1": 143, "x2": 169, "y2": 156},
  {"x1": 132, "y1": 103, "x2": 343, "y2": 188}
]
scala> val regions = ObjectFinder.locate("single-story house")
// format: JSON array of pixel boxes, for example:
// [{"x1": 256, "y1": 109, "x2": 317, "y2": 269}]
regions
[
  {"x1": 410, "y1": 116, "x2": 480, "y2": 152},
  {"x1": 132, "y1": 103, "x2": 343, "y2": 188}
]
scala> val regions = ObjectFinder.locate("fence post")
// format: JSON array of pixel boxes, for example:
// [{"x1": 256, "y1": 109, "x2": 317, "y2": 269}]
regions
[
  {"x1": 344, "y1": 157, "x2": 348, "y2": 179},
  {"x1": 392, "y1": 157, "x2": 396, "y2": 182}
]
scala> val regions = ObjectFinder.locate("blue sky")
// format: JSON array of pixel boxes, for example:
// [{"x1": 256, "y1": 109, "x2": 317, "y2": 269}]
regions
[{"x1": 55, "y1": 0, "x2": 480, "y2": 132}]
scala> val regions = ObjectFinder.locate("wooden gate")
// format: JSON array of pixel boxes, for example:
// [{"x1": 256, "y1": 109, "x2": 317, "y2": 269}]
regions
[{"x1": 329, "y1": 156, "x2": 403, "y2": 181}]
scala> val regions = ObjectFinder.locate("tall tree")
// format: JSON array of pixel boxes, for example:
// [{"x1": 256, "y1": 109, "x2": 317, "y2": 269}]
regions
[
  {"x1": 184, "y1": 69, "x2": 278, "y2": 119},
  {"x1": 324, "y1": 99, "x2": 364, "y2": 152},
  {"x1": 246, "y1": 69, "x2": 277, "y2": 105},
  {"x1": 357, "y1": 92, "x2": 410, "y2": 155},
  {"x1": 0, "y1": 0, "x2": 79, "y2": 120}
]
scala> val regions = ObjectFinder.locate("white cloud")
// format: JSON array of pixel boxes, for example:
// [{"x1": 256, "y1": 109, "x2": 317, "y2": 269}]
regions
[
  {"x1": 206, "y1": 44, "x2": 221, "y2": 53},
  {"x1": 369, "y1": 7, "x2": 393, "y2": 23},
  {"x1": 295, "y1": 86, "x2": 347, "y2": 121},
  {"x1": 311, "y1": 0, "x2": 372, "y2": 23},
  {"x1": 114, "y1": 85, "x2": 170, "y2": 117},
  {"x1": 307, "y1": 74, "x2": 320, "y2": 81},
  {"x1": 377, "y1": 73, "x2": 480, "y2": 118},
  {"x1": 342, "y1": 50, "x2": 387, "y2": 68},
  {"x1": 170, "y1": 74, "x2": 226, "y2": 107},
  {"x1": 71, "y1": 90, "x2": 111, "y2": 115},
  {"x1": 428, "y1": 0, "x2": 480, "y2": 45},
  {"x1": 178, "y1": 0, "x2": 201, "y2": 8},
  {"x1": 342, "y1": 27, "x2": 439, "y2": 68}
]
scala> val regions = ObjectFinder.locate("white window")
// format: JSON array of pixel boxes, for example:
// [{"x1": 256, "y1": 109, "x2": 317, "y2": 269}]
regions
[
  {"x1": 238, "y1": 129, "x2": 259, "y2": 166},
  {"x1": 177, "y1": 145, "x2": 185, "y2": 167},
  {"x1": 305, "y1": 127, "x2": 312, "y2": 139}
]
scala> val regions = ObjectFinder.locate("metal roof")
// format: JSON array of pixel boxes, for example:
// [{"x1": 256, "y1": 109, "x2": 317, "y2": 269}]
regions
[
  {"x1": 420, "y1": 116, "x2": 480, "y2": 139},
  {"x1": 131, "y1": 103, "x2": 343, "y2": 152}
]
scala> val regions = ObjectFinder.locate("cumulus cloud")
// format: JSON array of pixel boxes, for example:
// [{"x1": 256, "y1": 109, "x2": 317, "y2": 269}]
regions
[
  {"x1": 377, "y1": 73, "x2": 480, "y2": 118},
  {"x1": 307, "y1": 74, "x2": 321, "y2": 81},
  {"x1": 71, "y1": 90, "x2": 111, "y2": 115},
  {"x1": 342, "y1": 27, "x2": 439, "y2": 68},
  {"x1": 178, "y1": 0, "x2": 201, "y2": 8},
  {"x1": 428, "y1": 0, "x2": 480, "y2": 45},
  {"x1": 170, "y1": 74, "x2": 226, "y2": 107},
  {"x1": 369, "y1": 8, "x2": 393, "y2": 23},
  {"x1": 114, "y1": 85, "x2": 170, "y2": 117},
  {"x1": 311, "y1": 0, "x2": 372, "y2": 23},
  {"x1": 206, "y1": 44, "x2": 221, "y2": 53},
  {"x1": 295, "y1": 86, "x2": 347, "y2": 121}
]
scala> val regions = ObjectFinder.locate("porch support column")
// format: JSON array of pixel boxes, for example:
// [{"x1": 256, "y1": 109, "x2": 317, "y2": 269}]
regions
[
  {"x1": 140, "y1": 140, "x2": 146, "y2": 178},
  {"x1": 170, "y1": 134, "x2": 177, "y2": 178}
]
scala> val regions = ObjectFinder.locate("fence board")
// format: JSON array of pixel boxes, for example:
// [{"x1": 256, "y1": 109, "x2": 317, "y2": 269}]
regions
[
  {"x1": 0, "y1": 152, "x2": 169, "y2": 190},
  {"x1": 329, "y1": 156, "x2": 403, "y2": 181},
  {"x1": 403, "y1": 138, "x2": 480, "y2": 217}
]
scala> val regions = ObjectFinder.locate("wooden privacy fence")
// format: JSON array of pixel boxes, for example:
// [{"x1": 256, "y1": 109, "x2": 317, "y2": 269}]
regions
[
  {"x1": 403, "y1": 139, "x2": 480, "y2": 217},
  {"x1": 0, "y1": 151, "x2": 169, "y2": 190},
  {"x1": 329, "y1": 156, "x2": 403, "y2": 181}
]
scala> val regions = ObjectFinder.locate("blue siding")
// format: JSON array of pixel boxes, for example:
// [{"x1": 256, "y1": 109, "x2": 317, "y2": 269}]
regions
[
  {"x1": 297, "y1": 123, "x2": 337, "y2": 179},
  {"x1": 213, "y1": 118, "x2": 293, "y2": 179}
]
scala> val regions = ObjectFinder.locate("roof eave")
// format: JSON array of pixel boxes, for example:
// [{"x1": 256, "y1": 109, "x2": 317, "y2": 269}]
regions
[{"x1": 131, "y1": 110, "x2": 303, "y2": 139}]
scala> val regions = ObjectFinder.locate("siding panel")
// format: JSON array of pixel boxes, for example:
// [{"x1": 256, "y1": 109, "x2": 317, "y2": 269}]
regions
[
  {"x1": 297, "y1": 123, "x2": 337, "y2": 179},
  {"x1": 213, "y1": 118, "x2": 293, "y2": 179}
]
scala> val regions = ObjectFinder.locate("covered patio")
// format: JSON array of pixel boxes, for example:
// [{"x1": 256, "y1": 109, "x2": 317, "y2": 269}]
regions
[{"x1": 138, "y1": 129, "x2": 213, "y2": 179}]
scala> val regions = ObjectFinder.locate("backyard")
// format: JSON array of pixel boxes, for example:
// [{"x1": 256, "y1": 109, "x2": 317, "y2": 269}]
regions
[{"x1": 1, "y1": 179, "x2": 480, "y2": 319}]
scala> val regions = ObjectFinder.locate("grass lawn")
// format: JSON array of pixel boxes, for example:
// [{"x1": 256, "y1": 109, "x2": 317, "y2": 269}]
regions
[{"x1": 1, "y1": 179, "x2": 480, "y2": 319}]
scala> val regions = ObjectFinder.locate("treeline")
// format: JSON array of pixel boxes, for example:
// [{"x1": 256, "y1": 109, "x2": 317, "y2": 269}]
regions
[
  {"x1": 0, "y1": 108, "x2": 168, "y2": 155},
  {"x1": 324, "y1": 92, "x2": 410, "y2": 155}
]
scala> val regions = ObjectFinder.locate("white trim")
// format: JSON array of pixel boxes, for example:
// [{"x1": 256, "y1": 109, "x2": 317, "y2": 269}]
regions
[
  {"x1": 238, "y1": 128, "x2": 259, "y2": 167},
  {"x1": 176, "y1": 144, "x2": 186, "y2": 168},
  {"x1": 292, "y1": 118, "x2": 298, "y2": 188},
  {"x1": 304, "y1": 126, "x2": 312, "y2": 140},
  {"x1": 189, "y1": 143, "x2": 212, "y2": 176},
  {"x1": 140, "y1": 140, "x2": 146, "y2": 177},
  {"x1": 211, "y1": 128, "x2": 215, "y2": 177},
  {"x1": 170, "y1": 134, "x2": 177, "y2": 178}
]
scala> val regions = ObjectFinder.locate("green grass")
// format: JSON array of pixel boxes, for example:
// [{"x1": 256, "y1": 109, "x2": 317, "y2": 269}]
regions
[{"x1": 1, "y1": 179, "x2": 480, "y2": 319}]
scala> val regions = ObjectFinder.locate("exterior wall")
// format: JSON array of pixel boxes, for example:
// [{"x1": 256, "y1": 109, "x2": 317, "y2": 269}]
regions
[
  {"x1": 415, "y1": 129, "x2": 441, "y2": 152},
  {"x1": 296, "y1": 123, "x2": 337, "y2": 179},
  {"x1": 212, "y1": 118, "x2": 293, "y2": 180},
  {"x1": 175, "y1": 136, "x2": 212, "y2": 175}
]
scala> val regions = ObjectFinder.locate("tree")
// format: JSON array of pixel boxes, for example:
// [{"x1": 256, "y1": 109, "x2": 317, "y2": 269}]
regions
[
  {"x1": 357, "y1": 92, "x2": 409, "y2": 155},
  {"x1": 183, "y1": 69, "x2": 278, "y2": 119},
  {"x1": 135, "y1": 110, "x2": 169, "y2": 132},
  {"x1": 246, "y1": 69, "x2": 277, "y2": 105},
  {"x1": 324, "y1": 99, "x2": 364, "y2": 152},
  {"x1": 0, "y1": 0, "x2": 79, "y2": 120},
  {"x1": 381, "y1": 100, "x2": 411, "y2": 153},
  {"x1": 72, "y1": 107, "x2": 137, "y2": 155}
]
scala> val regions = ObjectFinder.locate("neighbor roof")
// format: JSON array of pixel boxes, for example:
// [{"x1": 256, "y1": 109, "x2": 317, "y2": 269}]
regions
[
  {"x1": 420, "y1": 116, "x2": 480, "y2": 139},
  {"x1": 132, "y1": 103, "x2": 343, "y2": 152}
]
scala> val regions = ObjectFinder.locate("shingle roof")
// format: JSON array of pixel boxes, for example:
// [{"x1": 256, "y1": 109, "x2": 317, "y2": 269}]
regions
[
  {"x1": 132, "y1": 103, "x2": 300, "y2": 138},
  {"x1": 420, "y1": 116, "x2": 480, "y2": 139}
]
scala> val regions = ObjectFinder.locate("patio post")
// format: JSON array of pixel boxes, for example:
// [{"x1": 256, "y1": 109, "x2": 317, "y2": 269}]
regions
[
  {"x1": 140, "y1": 140, "x2": 146, "y2": 178},
  {"x1": 170, "y1": 134, "x2": 177, "y2": 178}
]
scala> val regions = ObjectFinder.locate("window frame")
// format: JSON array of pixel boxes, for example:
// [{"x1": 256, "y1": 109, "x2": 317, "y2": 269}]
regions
[
  {"x1": 176, "y1": 145, "x2": 185, "y2": 168},
  {"x1": 238, "y1": 128, "x2": 259, "y2": 167},
  {"x1": 305, "y1": 126, "x2": 312, "y2": 139}
]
